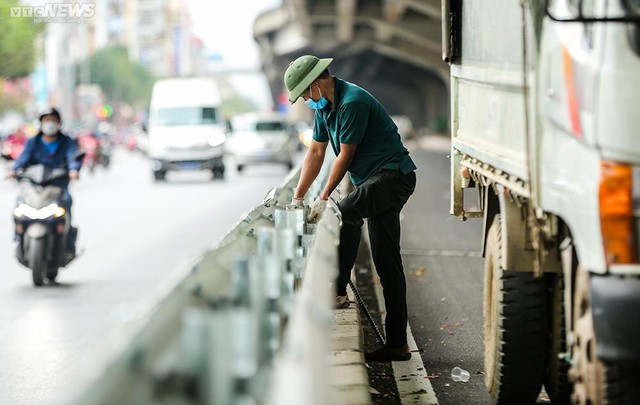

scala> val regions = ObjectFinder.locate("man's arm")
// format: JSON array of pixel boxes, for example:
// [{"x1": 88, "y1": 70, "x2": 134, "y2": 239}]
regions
[
  {"x1": 319, "y1": 143, "x2": 357, "y2": 200},
  {"x1": 294, "y1": 139, "x2": 328, "y2": 199},
  {"x1": 12, "y1": 138, "x2": 34, "y2": 171},
  {"x1": 65, "y1": 138, "x2": 82, "y2": 172}
]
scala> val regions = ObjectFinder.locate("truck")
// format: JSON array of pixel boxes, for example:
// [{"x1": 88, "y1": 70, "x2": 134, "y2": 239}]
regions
[
  {"x1": 148, "y1": 78, "x2": 226, "y2": 181},
  {"x1": 443, "y1": 1, "x2": 640, "y2": 404}
]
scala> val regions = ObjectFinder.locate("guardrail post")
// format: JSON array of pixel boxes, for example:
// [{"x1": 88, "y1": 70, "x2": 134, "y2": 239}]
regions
[
  {"x1": 257, "y1": 227, "x2": 282, "y2": 367},
  {"x1": 60, "y1": 154, "x2": 341, "y2": 405}
]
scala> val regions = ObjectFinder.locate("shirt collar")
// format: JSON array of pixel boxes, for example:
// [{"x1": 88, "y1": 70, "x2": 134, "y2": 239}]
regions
[{"x1": 330, "y1": 77, "x2": 343, "y2": 113}]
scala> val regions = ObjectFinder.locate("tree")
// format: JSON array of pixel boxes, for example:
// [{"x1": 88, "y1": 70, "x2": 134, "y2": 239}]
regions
[
  {"x1": 0, "y1": 0, "x2": 44, "y2": 79},
  {"x1": 81, "y1": 46, "x2": 156, "y2": 109},
  {"x1": 220, "y1": 94, "x2": 257, "y2": 119}
]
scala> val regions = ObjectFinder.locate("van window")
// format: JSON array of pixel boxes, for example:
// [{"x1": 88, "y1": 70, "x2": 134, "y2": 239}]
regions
[
  {"x1": 256, "y1": 121, "x2": 285, "y2": 131},
  {"x1": 155, "y1": 107, "x2": 218, "y2": 126}
]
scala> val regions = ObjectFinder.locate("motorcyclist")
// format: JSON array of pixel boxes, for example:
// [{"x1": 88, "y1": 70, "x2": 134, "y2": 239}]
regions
[
  {"x1": 2, "y1": 125, "x2": 28, "y2": 161},
  {"x1": 6, "y1": 108, "x2": 81, "y2": 219},
  {"x1": 77, "y1": 129, "x2": 102, "y2": 171}
]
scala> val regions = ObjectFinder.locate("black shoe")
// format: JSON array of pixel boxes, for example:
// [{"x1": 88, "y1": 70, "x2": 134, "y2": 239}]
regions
[
  {"x1": 335, "y1": 295, "x2": 350, "y2": 309},
  {"x1": 365, "y1": 344, "x2": 411, "y2": 362}
]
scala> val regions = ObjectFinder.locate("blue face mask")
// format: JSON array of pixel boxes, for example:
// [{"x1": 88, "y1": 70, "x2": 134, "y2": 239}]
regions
[{"x1": 305, "y1": 84, "x2": 328, "y2": 110}]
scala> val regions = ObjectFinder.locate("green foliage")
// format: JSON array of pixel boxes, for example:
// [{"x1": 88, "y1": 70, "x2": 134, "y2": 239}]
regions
[
  {"x1": 0, "y1": 0, "x2": 44, "y2": 78},
  {"x1": 0, "y1": 79, "x2": 27, "y2": 112},
  {"x1": 82, "y1": 46, "x2": 156, "y2": 109},
  {"x1": 220, "y1": 94, "x2": 257, "y2": 119}
]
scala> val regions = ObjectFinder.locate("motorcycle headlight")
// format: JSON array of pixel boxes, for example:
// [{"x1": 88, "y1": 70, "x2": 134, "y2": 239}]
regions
[{"x1": 13, "y1": 203, "x2": 65, "y2": 219}]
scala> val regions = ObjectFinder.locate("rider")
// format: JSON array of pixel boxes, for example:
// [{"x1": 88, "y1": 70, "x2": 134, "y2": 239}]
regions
[
  {"x1": 6, "y1": 107, "x2": 81, "y2": 219},
  {"x1": 2, "y1": 124, "x2": 28, "y2": 161}
]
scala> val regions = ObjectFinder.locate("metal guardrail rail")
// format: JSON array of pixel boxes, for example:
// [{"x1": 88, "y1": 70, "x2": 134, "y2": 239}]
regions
[{"x1": 60, "y1": 154, "x2": 341, "y2": 405}]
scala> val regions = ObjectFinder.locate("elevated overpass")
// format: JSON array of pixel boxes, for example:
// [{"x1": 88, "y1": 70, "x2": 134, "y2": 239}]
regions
[{"x1": 253, "y1": 0, "x2": 448, "y2": 131}]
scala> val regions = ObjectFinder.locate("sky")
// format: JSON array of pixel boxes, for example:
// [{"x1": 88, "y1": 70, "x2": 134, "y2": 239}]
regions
[
  {"x1": 187, "y1": 0, "x2": 281, "y2": 69},
  {"x1": 187, "y1": 0, "x2": 281, "y2": 110}
]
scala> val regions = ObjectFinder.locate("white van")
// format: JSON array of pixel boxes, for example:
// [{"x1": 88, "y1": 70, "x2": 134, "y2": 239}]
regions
[{"x1": 148, "y1": 78, "x2": 226, "y2": 181}]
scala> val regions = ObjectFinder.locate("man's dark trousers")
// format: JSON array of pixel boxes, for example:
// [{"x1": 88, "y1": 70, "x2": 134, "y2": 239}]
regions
[{"x1": 337, "y1": 169, "x2": 416, "y2": 348}]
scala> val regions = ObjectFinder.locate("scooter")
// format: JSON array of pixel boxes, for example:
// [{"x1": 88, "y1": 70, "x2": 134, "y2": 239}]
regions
[
  {"x1": 99, "y1": 138, "x2": 113, "y2": 169},
  {"x1": 78, "y1": 133, "x2": 101, "y2": 174},
  {"x1": 12, "y1": 163, "x2": 81, "y2": 286}
]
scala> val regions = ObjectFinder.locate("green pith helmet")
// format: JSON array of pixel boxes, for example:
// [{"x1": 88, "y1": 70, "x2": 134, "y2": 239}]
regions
[{"x1": 283, "y1": 55, "x2": 333, "y2": 103}]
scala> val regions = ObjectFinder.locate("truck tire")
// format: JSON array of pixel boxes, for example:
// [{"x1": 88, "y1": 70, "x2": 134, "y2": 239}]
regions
[
  {"x1": 484, "y1": 215, "x2": 547, "y2": 404},
  {"x1": 153, "y1": 170, "x2": 166, "y2": 181},
  {"x1": 212, "y1": 167, "x2": 224, "y2": 180}
]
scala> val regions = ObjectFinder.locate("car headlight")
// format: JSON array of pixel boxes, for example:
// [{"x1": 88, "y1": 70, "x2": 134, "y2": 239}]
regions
[
  {"x1": 299, "y1": 129, "x2": 313, "y2": 148},
  {"x1": 13, "y1": 203, "x2": 65, "y2": 219}
]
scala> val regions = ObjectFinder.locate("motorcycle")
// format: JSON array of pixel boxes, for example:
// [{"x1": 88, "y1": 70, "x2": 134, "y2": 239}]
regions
[
  {"x1": 98, "y1": 137, "x2": 113, "y2": 169},
  {"x1": 78, "y1": 134, "x2": 101, "y2": 174},
  {"x1": 12, "y1": 161, "x2": 82, "y2": 286}
]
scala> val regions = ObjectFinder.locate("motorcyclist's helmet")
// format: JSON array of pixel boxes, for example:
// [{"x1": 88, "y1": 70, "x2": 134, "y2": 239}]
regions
[{"x1": 38, "y1": 107, "x2": 62, "y2": 122}]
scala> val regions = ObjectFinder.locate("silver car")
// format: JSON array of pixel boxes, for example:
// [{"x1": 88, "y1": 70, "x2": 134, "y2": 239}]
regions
[{"x1": 226, "y1": 112, "x2": 297, "y2": 172}]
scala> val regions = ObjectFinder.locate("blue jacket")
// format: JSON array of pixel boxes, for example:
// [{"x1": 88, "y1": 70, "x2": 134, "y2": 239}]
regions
[{"x1": 13, "y1": 133, "x2": 82, "y2": 174}]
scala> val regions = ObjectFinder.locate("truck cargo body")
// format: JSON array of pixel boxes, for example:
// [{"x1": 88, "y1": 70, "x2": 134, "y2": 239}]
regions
[{"x1": 445, "y1": 0, "x2": 640, "y2": 403}]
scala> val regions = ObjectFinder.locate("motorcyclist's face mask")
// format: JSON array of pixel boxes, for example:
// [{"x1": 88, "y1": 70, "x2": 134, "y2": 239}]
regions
[
  {"x1": 305, "y1": 83, "x2": 328, "y2": 110},
  {"x1": 41, "y1": 118, "x2": 60, "y2": 136}
]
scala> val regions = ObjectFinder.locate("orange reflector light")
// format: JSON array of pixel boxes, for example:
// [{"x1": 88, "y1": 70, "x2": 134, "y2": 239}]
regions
[
  {"x1": 563, "y1": 47, "x2": 583, "y2": 137},
  {"x1": 599, "y1": 161, "x2": 637, "y2": 264}
]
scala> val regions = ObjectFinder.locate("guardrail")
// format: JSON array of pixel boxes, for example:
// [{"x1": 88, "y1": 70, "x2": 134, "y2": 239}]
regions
[{"x1": 61, "y1": 154, "x2": 341, "y2": 405}]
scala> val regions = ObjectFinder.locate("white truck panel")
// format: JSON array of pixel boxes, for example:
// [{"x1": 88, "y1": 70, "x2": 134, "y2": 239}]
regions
[
  {"x1": 597, "y1": 23, "x2": 640, "y2": 162},
  {"x1": 452, "y1": 65, "x2": 529, "y2": 181},
  {"x1": 539, "y1": 123, "x2": 606, "y2": 272}
]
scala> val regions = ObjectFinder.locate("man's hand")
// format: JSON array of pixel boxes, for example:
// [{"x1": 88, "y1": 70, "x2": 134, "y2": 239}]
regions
[
  {"x1": 307, "y1": 197, "x2": 328, "y2": 223},
  {"x1": 4, "y1": 170, "x2": 16, "y2": 179},
  {"x1": 69, "y1": 170, "x2": 79, "y2": 180},
  {"x1": 287, "y1": 197, "x2": 304, "y2": 210}
]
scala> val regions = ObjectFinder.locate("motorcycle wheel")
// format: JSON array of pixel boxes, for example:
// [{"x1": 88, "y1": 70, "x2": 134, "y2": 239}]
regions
[{"x1": 29, "y1": 238, "x2": 47, "y2": 287}]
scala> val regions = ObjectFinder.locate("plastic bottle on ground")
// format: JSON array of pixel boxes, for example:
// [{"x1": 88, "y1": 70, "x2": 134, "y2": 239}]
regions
[{"x1": 451, "y1": 366, "x2": 470, "y2": 382}]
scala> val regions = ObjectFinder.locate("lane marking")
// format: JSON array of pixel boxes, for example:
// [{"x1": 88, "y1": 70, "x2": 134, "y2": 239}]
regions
[
  {"x1": 401, "y1": 248, "x2": 482, "y2": 258},
  {"x1": 372, "y1": 275, "x2": 439, "y2": 405}
]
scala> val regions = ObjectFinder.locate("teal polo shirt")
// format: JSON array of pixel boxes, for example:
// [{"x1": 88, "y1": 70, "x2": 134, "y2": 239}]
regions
[{"x1": 312, "y1": 77, "x2": 416, "y2": 186}]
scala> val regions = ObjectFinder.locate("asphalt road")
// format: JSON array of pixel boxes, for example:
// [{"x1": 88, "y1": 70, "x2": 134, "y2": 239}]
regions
[
  {"x1": 0, "y1": 148, "x2": 299, "y2": 405},
  {"x1": 359, "y1": 142, "x2": 495, "y2": 405},
  {"x1": 0, "y1": 139, "x2": 542, "y2": 405},
  {"x1": 401, "y1": 146, "x2": 492, "y2": 405}
]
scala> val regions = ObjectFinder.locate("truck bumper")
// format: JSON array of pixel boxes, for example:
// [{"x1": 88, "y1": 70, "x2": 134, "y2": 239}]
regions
[{"x1": 592, "y1": 274, "x2": 640, "y2": 364}]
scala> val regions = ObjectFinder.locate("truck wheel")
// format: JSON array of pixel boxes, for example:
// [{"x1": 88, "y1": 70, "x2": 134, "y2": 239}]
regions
[
  {"x1": 153, "y1": 171, "x2": 166, "y2": 181},
  {"x1": 29, "y1": 238, "x2": 47, "y2": 287},
  {"x1": 484, "y1": 215, "x2": 547, "y2": 404},
  {"x1": 569, "y1": 267, "x2": 640, "y2": 405},
  {"x1": 212, "y1": 167, "x2": 224, "y2": 180},
  {"x1": 545, "y1": 273, "x2": 572, "y2": 404},
  {"x1": 571, "y1": 267, "x2": 606, "y2": 404}
]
